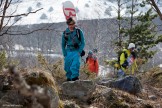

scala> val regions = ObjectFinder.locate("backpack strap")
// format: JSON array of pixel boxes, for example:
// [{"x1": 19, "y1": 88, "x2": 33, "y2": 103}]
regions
[
  {"x1": 63, "y1": 30, "x2": 68, "y2": 41},
  {"x1": 64, "y1": 28, "x2": 81, "y2": 41},
  {"x1": 76, "y1": 28, "x2": 81, "y2": 41},
  {"x1": 123, "y1": 51, "x2": 128, "y2": 59}
]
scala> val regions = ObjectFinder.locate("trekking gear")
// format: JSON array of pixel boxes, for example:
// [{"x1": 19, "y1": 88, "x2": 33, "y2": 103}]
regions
[
  {"x1": 116, "y1": 49, "x2": 137, "y2": 75},
  {"x1": 118, "y1": 50, "x2": 128, "y2": 65},
  {"x1": 64, "y1": 51, "x2": 80, "y2": 80},
  {"x1": 93, "y1": 48, "x2": 98, "y2": 53},
  {"x1": 88, "y1": 50, "x2": 93, "y2": 55},
  {"x1": 66, "y1": 17, "x2": 76, "y2": 25},
  {"x1": 128, "y1": 43, "x2": 135, "y2": 49},
  {"x1": 71, "y1": 77, "x2": 79, "y2": 81},
  {"x1": 67, "y1": 78, "x2": 71, "y2": 81},
  {"x1": 122, "y1": 60, "x2": 129, "y2": 68},
  {"x1": 114, "y1": 50, "x2": 128, "y2": 70},
  {"x1": 63, "y1": 1, "x2": 77, "y2": 21},
  {"x1": 86, "y1": 56, "x2": 96, "y2": 65},
  {"x1": 63, "y1": 28, "x2": 85, "y2": 57},
  {"x1": 80, "y1": 50, "x2": 85, "y2": 57}
]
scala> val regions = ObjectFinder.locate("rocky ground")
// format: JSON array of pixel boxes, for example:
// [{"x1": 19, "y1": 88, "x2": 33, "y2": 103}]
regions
[{"x1": 0, "y1": 60, "x2": 162, "y2": 108}]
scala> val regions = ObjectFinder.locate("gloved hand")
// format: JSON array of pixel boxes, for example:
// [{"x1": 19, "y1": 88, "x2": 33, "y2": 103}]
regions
[
  {"x1": 122, "y1": 60, "x2": 128, "y2": 68},
  {"x1": 131, "y1": 52, "x2": 136, "y2": 59}
]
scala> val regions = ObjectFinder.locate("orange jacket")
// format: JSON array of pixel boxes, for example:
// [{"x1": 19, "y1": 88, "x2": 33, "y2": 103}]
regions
[{"x1": 86, "y1": 57, "x2": 99, "y2": 75}]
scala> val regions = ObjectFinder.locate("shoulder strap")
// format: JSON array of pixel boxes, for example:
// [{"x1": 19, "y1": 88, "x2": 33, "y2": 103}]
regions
[
  {"x1": 64, "y1": 29, "x2": 81, "y2": 42},
  {"x1": 123, "y1": 51, "x2": 128, "y2": 59},
  {"x1": 63, "y1": 30, "x2": 68, "y2": 41},
  {"x1": 76, "y1": 28, "x2": 81, "y2": 41}
]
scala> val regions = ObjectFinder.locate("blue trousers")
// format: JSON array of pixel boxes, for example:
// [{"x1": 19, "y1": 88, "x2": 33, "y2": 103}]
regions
[
  {"x1": 117, "y1": 69, "x2": 125, "y2": 78},
  {"x1": 64, "y1": 51, "x2": 80, "y2": 80}
]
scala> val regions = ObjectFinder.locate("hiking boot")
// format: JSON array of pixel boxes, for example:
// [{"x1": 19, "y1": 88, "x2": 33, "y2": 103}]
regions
[
  {"x1": 67, "y1": 78, "x2": 71, "y2": 81},
  {"x1": 71, "y1": 77, "x2": 79, "y2": 81}
]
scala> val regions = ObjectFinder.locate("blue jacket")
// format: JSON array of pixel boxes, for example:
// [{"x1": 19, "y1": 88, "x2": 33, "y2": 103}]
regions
[{"x1": 61, "y1": 28, "x2": 85, "y2": 57}]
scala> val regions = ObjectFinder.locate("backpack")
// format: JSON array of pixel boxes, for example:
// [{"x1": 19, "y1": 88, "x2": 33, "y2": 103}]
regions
[
  {"x1": 63, "y1": 28, "x2": 85, "y2": 57},
  {"x1": 117, "y1": 50, "x2": 128, "y2": 64},
  {"x1": 116, "y1": 50, "x2": 128, "y2": 69}
]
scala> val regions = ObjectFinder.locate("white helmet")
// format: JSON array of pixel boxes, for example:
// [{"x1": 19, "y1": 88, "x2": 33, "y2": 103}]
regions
[{"x1": 128, "y1": 43, "x2": 135, "y2": 49}]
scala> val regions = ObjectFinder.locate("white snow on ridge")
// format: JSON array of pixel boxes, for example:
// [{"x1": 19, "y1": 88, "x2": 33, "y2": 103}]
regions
[
  {"x1": 5, "y1": 0, "x2": 162, "y2": 25},
  {"x1": 8, "y1": 0, "x2": 125, "y2": 25}
]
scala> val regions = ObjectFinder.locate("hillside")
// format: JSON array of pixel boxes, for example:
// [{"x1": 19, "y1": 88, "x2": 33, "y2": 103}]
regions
[{"x1": 1, "y1": 17, "x2": 162, "y2": 68}]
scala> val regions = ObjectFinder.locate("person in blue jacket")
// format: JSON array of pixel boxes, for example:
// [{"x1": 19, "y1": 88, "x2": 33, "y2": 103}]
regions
[{"x1": 62, "y1": 17, "x2": 85, "y2": 81}]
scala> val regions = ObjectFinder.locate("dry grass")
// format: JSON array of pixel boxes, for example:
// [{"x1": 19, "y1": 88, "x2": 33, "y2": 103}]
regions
[
  {"x1": 24, "y1": 70, "x2": 57, "y2": 92},
  {"x1": 139, "y1": 67, "x2": 162, "y2": 88},
  {"x1": 80, "y1": 64, "x2": 97, "y2": 80}
]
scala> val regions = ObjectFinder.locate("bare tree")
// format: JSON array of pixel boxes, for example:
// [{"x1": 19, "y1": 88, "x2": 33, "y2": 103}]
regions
[
  {"x1": 0, "y1": 0, "x2": 43, "y2": 36},
  {"x1": 149, "y1": 0, "x2": 162, "y2": 20}
]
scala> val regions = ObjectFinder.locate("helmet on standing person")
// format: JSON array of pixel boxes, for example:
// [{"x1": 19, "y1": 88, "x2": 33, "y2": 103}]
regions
[{"x1": 128, "y1": 43, "x2": 135, "y2": 49}]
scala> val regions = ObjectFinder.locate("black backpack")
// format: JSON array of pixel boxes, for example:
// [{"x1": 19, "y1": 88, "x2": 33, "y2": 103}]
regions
[{"x1": 63, "y1": 28, "x2": 85, "y2": 57}]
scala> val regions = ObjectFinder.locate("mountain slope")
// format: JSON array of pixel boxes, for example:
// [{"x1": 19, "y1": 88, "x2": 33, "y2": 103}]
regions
[{"x1": 7, "y1": 0, "x2": 162, "y2": 25}]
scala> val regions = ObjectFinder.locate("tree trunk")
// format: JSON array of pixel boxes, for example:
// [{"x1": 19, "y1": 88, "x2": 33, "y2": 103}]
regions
[{"x1": 150, "y1": 0, "x2": 162, "y2": 20}]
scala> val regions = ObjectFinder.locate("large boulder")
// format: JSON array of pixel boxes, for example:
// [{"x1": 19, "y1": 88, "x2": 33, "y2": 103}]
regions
[
  {"x1": 0, "y1": 67, "x2": 60, "y2": 108},
  {"x1": 62, "y1": 80, "x2": 96, "y2": 101},
  {"x1": 98, "y1": 76, "x2": 142, "y2": 94},
  {"x1": 24, "y1": 71, "x2": 60, "y2": 108}
]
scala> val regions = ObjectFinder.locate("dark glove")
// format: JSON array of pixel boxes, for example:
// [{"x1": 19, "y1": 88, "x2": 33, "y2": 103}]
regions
[
  {"x1": 122, "y1": 60, "x2": 128, "y2": 68},
  {"x1": 80, "y1": 50, "x2": 85, "y2": 57},
  {"x1": 131, "y1": 52, "x2": 136, "y2": 59}
]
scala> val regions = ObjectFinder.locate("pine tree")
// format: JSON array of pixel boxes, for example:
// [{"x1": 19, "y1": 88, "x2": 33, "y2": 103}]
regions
[{"x1": 122, "y1": 1, "x2": 162, "y2": 61}]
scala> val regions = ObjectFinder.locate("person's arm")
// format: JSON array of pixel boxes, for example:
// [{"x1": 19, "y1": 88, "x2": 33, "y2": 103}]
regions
[
  {"x1": 61, "y1": 33, "x2": 67, "y2": 57},
  {"x1": 78, "y1": 29, "x2": 85, "y2": 54}
]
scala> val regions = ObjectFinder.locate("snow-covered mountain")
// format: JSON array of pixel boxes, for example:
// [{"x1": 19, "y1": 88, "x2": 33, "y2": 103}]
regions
[{"x1": 8, "y1": 0, "x2": 162, "y2": 25}]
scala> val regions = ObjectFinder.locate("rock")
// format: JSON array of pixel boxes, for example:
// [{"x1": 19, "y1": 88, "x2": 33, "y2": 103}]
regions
[
  {"x1": 0, "y1": 100, "x2": 11, "y2": 108},
  {"x1": 136, "y1": 98, "x2": 143, "y2": 102},
  {"x1": 98, "y1": 76, "x2": 142, "y2": 94},
  {"x1": 148, "y1": 95, "x2": 157, "y2": 101},
  {"x1": 24, "y1": 71, "x2": 60, "y2": 108},
  {"x1": 62, "y1": 80, "x2": 96, "y2": 101},
  {"x1": 0, "y1": 90, "x2": 25, "y2": 105},
  {"x1": 46, "y1": 86, "x2": 59, "y2": 108},
  {"x1": 63, "y1": 100, "x2": 80, "y2": 108},
  {"x1": 155, "y1": 104, "x2": 161, "y2": 108}
]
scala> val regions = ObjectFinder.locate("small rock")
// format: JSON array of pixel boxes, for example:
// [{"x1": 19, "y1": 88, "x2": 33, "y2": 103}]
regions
[
  {"x1": 63, "y1": 100, "x2": 80, "y2": 108},
  {"x1": 148, "y1": 95, "x2": 157, "y2": 101},
  {"x1": 155, "y1": 104, "x2": 161, "y2": 108},
  {"x1": 136, "y1": 98, "x2": 143, "y2": 102}
]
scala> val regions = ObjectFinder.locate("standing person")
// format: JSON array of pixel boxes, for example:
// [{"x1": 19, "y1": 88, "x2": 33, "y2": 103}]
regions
[
  {"x1": 86, "y1": 50, "x2": 99, "y2": 75},
  {"x1": 117, "y1": 43, "x2": 137, "y2": 77},
  {"x1": 62, "y1": 17, "x2": 85, "y2": 81}
]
